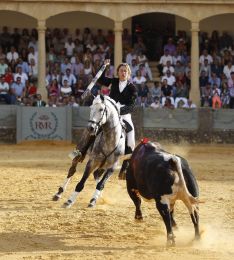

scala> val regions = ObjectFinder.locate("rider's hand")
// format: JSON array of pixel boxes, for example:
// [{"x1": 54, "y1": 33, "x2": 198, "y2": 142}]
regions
[{"x1": 104, "y1": 59, "x2": 110, "y2": 66}]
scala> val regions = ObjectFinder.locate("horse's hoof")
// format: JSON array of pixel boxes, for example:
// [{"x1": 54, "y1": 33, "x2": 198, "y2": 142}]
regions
[
  {"x1": 167, "y1": 234, "x2": 176, "y2": 247},
  {"x1": 52, "y1": 194, "x2": 61, "y2": 201},
  {"x1": 88, "y1": 198, "x2": 96, "y2": 208},
  {"x1": 62, "y1": 200, "x2": 73, "y2": 208}
]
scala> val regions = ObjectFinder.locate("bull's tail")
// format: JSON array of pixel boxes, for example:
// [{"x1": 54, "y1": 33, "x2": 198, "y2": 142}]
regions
[{"x1": 172, "y1": 155, "x2": 200, "y2": 204}]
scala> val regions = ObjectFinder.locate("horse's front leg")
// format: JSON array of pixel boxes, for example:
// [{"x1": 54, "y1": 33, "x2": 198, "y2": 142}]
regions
[
  {"x1": 88, "y1": 167, "x2": 114, "y2": 208},
  {"x1": 63, "y1": 159, "x2": 96, "y2": 208},
  {"x1": 52, "y1": 157, "x2": 79, "y2": 201}
]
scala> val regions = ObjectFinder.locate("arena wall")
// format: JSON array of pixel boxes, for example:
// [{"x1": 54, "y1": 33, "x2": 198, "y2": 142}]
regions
[{"x1": 1, "y1": 106, "x2": 234, "y2": 144}]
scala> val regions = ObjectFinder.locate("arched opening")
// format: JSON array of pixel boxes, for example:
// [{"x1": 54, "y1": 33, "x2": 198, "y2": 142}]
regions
[{"x1": 130, "y1": 13, "x2": 190, "y2": 61}]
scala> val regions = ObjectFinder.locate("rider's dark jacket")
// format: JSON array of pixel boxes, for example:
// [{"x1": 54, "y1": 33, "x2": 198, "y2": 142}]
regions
[{"x1": 98, "y1": 73, "x2": 137, "y2": 115}]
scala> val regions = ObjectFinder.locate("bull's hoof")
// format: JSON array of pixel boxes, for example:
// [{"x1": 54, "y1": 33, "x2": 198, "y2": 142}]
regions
[
  {"x1": 62, "y1": 200, "x2": 73, "y2": 208},
  {"x1": 88, "y1": 198, "x2": 96, "y2": 208},
  {"x1": 118, "y1": 172, "x2": 126, "y2": 180},
  {"x1": 135, "y1": 214, "x2": 143, "y2": 221}
]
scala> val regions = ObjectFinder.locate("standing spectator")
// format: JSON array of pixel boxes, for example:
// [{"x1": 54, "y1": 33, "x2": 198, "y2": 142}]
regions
[{"x1": 10, "y1": 77, "x2": 26, "y2": 104}]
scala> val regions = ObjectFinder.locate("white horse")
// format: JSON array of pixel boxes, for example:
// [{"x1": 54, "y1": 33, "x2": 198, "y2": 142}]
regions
[{"x1": 60, "y1": 94, "x2": 126, "y2": 208}]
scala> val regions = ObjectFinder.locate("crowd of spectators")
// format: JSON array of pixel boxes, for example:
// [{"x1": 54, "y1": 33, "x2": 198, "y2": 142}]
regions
[{"x1": 0, "y1": 26, "x2": 234, "y2": 109}]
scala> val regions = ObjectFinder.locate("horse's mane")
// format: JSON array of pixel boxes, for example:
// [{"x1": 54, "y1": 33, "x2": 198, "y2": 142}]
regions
[{"x1": 92, "y1": 95, "x2": 120, "y2": 114}]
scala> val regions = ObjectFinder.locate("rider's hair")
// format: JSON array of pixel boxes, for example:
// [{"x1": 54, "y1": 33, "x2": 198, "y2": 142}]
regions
[{"x1": 116, "y1": 63, "x2": 131, "y2": 80}]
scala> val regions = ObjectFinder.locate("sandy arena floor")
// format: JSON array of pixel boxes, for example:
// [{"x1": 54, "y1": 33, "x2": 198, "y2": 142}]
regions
[{"x1": 0, "y1": 142, "x2": 234, "y2": 260}]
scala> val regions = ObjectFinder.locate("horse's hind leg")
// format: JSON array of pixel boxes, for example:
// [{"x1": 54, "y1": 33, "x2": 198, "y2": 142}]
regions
[
  {"x1": 88, "y1": 168, "x2": 114, "y2": 208},
  {"x1": 52, "y1": 158, "x2": 79, "y2": 201},
  {"x1": 126, "y1": 166, "x2": 143, "y2": 220},
  {"x1": 190, "y1": 206, "x2": 200, "y2": 240}
]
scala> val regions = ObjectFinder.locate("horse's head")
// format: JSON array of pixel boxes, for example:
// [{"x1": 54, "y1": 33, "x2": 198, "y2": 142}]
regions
[{"x1": 88, "y1": 95, "x2": 108, "y2": 135}]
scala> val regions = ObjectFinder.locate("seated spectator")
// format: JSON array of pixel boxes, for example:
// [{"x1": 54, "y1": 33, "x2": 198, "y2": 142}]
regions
[
  {"x1": 6, "y1": 46, "x2": 19, "y2": 63},
  {"x1": 199, "y1": 70, "x2": 209, "y2": 97},
  {"x1": 46, "y1": 95, "x2": 57, "y2": 107},
  {"x1": 132, "y1": 70, "x2": 147, "y2": 86},
  {"x1": 28, "y1": 46, "x2": 38, "y2": 65},
  {"x1": 71, "y1": 56, "x2": 84, "y2": 78},
  {"x1": 227, "y1": 71, "x2": 234, "y2": 108},
  {"x1": 162, "y1": 60, "x2": 175, "y2": 75},
  {"x1": 199, "y1": 58, "x2": 211, "y2": 77},
  {"x1": 212, "y1": 84, "x2": 222, "y2": 109},
  {"x1": 64, "y1": 37, "x2": 75, "y2": 58},
  {"x1": 28, "y1": 58, "x2": 38, "y2": 82},
  {"x1": 150, "y1": 96, "x2": 161, "y2": 109},
  {"x1": 60, "y1": 57, "x2": 72, "y2": 75},
  {"x1": 209, "y1": 72, "x2": 221, "y2": 89},
  {"x1": 4, "y1": 67, "x2": 14, "y2": 85},
  {"x1": 161, "y1": 70, "x2": 176, "y2": 88},
  {"x1": 199, "y1": 49, "x2": 213, "y2": 66},
  {"x1": 129, "y1": 58, "x2": 139, "y2": 79},
  {"x1": 174, "y1": 73, "x2": 188, "y2": 108},
  {"x1": 32, "y1": 93, "x2": 46, "y2": 107},
  {"x1": 60, "y1": 79, "x2": 72, "y2": 98},
  {"x1": 150, "y1": 81, "x2": 161, "y2": 101},
  {"x1": 201, "y1": 83, "x2": 212, "y2": 107},
  {"x1": 0, "y1": 75, "x2": 11, "y2": 104},
  {"x1": 125, "y1": 48, "x2": 137, "y2": 66},
  {"x1": 164, "y1": 97, "x2": 174, "y2": 109},
  {"x1": 137, "y1": 82, "x2": 149, "y2": 107},
  {"x1": 62, "y1": 68, "x2": 77, "y2": 92},
  {"x1": 223, "y1": 60, "x2": 234, "y2": 79},
  {"x1": 158, "y1": 49, "x2": 173, "y2": 76},
  {"x1": 183, "y1": 99, "x2": 197, "y2": 109},
  {"x1": 68, "y1": 95, "x2": 79, "y2": 107},
  {"x1": 138, "y1": 63, "x2": 152, "y2": 81},
  {"x1": 26, "y1": 81, "x2": 37, "y2": 98},
  {"x1": 172, "y1": 51, "x2": 182, "y2": 66},
  {"x1": 14, "y1": 66, "x2": 28, "y2": 88},
  {"x1": 174, "y1": 60, "x2": 185, "y2": 77},
  {"x1": 163, "y1": 37, "x2": 176, "y2": 56},
  {"x1": 73, "y1": 79, "x2": 85, "y2": 104},
  {"x1": 47, "y1": 78, "x2": 60, "y2": 98},
  {"x1": 211, "y1": 58, "x2": 223, "y2": 78},
  {"x1": 161, "y1": 79, "x2": 175, "y2": 106},
  {"x1": 17, "y1": 57, "x2": 29, "y2": 75},
  {"x1": 0, "y1": 58, "x2": 8, "y2": 76},
  {"x1": 221, "y1": 82, "x2": 230, "y2": 108}
]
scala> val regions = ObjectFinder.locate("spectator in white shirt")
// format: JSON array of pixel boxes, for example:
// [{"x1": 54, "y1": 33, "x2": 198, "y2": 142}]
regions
[{"x1": 6, "y1": 46, "x2": 19, "y2": 63}]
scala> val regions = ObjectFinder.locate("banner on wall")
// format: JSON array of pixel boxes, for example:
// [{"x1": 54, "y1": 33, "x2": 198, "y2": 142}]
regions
[{"x1": 16, "y1": 107, "x2": 72, "y2": 143}]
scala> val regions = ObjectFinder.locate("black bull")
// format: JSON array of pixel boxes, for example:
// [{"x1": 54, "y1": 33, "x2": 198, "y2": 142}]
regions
[{"x1": 126, "y1": 141, "x2": 200, "y2": 246}]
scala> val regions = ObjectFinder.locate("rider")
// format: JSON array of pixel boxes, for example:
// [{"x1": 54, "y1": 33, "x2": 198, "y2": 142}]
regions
[{"x1": 72, "y1": 59, "x2": 137, "y2": 162}]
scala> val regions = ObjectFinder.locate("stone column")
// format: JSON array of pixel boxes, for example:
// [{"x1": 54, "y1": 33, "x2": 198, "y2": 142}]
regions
[
  {"x1": 114, "y1": 21, "x2": 123, "y2": 73},
  {"x1": 37, "y1": 19, "x2": 47, "y2": 101},
  {"x1": 190, "y1": 21, "x2": 200, "y2": 106}
]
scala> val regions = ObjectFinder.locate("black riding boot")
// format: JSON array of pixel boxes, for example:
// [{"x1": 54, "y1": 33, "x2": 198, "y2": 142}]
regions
[{"x1": 118, "y1": 146, "x2": 132, "y2": 180}]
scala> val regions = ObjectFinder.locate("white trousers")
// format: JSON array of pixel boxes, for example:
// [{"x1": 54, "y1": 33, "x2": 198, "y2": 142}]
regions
[{"x1": 121, "y1": 113, "x2": 135, "y2": 151}]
